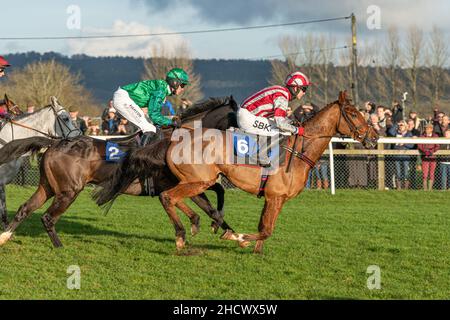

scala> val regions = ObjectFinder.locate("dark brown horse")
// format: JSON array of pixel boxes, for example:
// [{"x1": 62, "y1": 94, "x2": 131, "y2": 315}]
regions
[
  {"x1": 96, "y1": 92, "x2": 379, "y2": 253},
  {"x1": 0, "y1": 97, "x2": 238, "y2": 247}
]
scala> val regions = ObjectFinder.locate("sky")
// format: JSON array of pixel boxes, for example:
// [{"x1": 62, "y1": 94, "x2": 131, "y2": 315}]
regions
[{"x1": 1, "y1": 0, "x2": 449, "y2": 60}]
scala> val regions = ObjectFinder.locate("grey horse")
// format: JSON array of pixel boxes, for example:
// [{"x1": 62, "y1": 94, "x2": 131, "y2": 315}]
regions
[{"x1": 0, "y1": 97, "x2": 79, "y2": 230}]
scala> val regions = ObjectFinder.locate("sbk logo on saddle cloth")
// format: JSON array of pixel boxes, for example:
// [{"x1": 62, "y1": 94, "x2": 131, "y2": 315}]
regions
[{"x1": 105, "y1": 142, "x2": 128, "y2": 162}]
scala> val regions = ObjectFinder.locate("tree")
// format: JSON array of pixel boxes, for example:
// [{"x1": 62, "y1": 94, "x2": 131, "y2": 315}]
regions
[
  {"x1": 428, "y1": 25, "x2": 449, "y2": 106},
  {"x1": 383, "y1": 26, "x2": 402, "y2": 102},
  {"x1": 142, "y1": 42, "x2": 203, "y2": 109},
  {"x1": 405, "y1": 25, "x2": 424, "y2": 109},
  {"x1": 317, "y1": 35, "x2": 336, "y2": 105},
  {"x1": 2, "y1": 59, "x2": 99, "y2": 115}
]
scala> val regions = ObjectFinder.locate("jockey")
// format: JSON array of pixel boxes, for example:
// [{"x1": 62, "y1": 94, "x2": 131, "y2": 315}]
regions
[
  {"x1": 0, "y1": 56, "x2": 11, "y2": 119},
  {"x1": 238, "y1": 71, "x2": 310, "y2": 136},
  {"x1": 112, "y1": 68, "x2": 189, "y2": 145},
  {"x1": 0, "y1": 56, "x2": 11, "y2": 79}
]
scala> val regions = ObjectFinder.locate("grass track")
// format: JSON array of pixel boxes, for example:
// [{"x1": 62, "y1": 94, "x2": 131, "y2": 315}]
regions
[{"x1": 0, "y1": 185, "x2": 449, "y2": 299}]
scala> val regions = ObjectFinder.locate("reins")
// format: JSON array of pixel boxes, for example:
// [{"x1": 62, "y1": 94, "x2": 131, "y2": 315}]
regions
[{"x1": 7, "y1": 119, "x2": 59, "y2": 139}]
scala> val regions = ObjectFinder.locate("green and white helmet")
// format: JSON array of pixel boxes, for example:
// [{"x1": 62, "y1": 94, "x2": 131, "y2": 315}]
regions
[{"x1": 166, "y1": 68, "x2": 190, "y2": 89}]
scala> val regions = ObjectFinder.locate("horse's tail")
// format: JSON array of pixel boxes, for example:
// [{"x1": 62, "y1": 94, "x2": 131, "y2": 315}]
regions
[
  {"x1": 0, "y1": 137, "x2": 59, "y2": 165},
  {"x1": 92, "y1": 137, "x2": 171, "y2": 211}
]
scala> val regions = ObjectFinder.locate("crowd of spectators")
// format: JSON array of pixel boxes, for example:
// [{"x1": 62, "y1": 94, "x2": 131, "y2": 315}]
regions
[{"x1": 298, "y1": 100, "x2": 450, "y2": 191}]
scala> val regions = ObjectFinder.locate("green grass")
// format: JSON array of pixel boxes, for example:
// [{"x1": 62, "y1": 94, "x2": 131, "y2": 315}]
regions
[{"x1": 0, "y1": 185, "x2": 449, "y2": 300}]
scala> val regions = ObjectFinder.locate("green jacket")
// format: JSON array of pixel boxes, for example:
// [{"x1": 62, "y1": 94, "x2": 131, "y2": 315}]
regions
[{"x1": 121, "y1": 79, "x2": 173, "y2": 126}]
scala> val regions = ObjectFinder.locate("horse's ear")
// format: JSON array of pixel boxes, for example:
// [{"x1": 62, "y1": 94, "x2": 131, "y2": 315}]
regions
[
  {"x1": 4, "y1": 94, "x2": 9, "y2": 103},
  {"x1": 338, "y1": 91, "x2": 347, "y2": 105}
]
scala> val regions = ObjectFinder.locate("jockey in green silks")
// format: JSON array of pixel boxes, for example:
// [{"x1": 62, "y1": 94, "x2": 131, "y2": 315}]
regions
[{"x1": 112, "y1": 68, "x2": 189, "y2": 144}]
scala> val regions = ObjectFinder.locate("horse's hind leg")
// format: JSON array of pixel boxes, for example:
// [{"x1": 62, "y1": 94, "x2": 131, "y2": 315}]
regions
[
  {"x1": 41, "y1": 191, "x2": 79, "y2": 248},
  {"x1": 0, "y1": 184, "x2": 7, "y2": 231},
  {"x1": 175, "y1": 201, "x2": 200, "y2": 236},
  {"x1": 160, "y1": 181, "x2": 215, "y2": 251},
  {"x1": 190, "y1": 193, "x2": 234, "y2": 234},
  {"x1": 0, "y1": 185, "x2": 51, "y2": 246}
]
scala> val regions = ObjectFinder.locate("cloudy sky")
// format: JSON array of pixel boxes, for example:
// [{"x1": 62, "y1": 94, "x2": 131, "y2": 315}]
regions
[{"x1": 2, "y1": 0, "x2": 449, "y2": 60}]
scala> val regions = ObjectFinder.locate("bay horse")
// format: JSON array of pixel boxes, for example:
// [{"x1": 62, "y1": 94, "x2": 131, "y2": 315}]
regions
[
  {"x1": 0, "y1": 97, "x2": 238, "y2": 247},
  {"x1": 95, "y1": 91, "x2": 379, "y2": 253},
  {"x1": 0, "y1": 96, "x2": 78, "y2": 230}
]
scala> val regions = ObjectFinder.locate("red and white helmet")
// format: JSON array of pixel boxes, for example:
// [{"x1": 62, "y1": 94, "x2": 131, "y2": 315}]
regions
[
  {"x1": 285, "y1": 71, "x2": 310, "y2": 88},
  {"x1": 0, "y1": 56, "x2": 11, "y2": 67}
]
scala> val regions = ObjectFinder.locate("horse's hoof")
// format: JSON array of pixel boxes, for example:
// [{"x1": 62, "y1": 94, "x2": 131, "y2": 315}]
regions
[
  {"x1": 238, "y1": 240, "x2": 251, "y2": 248},
  {"x1": 191, "y1": 224, "x2": 200, "y2": 237},
  {"x1": 210, "y1": 222, "x2": 219, "y2": 234},
  {"x1": 176, "y1": 236, "x2": 186, "y2": 251},
  {"x1": 0, "y1": 231, "x2": 13, "y2": 246},
  {"x1": 220, "y1": 229, "x2": 234, "y2": 241}
]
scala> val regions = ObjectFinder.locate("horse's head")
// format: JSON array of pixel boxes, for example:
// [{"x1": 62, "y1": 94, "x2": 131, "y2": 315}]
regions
[
  {"x1": 335, "y1": 91, "x2": 378, "y2": 149},
  {"x1": 49, "y1": 96, "x2": 82, "y2": 138},
  {"x1": 2, "y1": 94, "x2": 22, "y2": 116}
]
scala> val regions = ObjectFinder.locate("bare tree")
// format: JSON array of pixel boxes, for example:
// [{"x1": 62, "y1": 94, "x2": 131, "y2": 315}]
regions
[
  {"x1": 2, "y1": 59, "x2": 99, "y2": 115},
  {"x1": 142, "y1": 42, "x2": 203, "y2": 109},
  {"x1": 269, "y1": 35, "x2": 301, "y2": 86},
  {"x1": 317, "y1": 35, "x2": 336, "y2": 104},
  {"x1": 298, "y1": 34, "x2": 321, "y2": 102},
  {"x1": 405, "y1": 25, "x2": 424, "y2": 109},
  {"x1": 383, "y1": 26, "x2": 402, "y2": 102},
  {"x1": 428, "y1": 25, "x2": 449, "y2": 106}
]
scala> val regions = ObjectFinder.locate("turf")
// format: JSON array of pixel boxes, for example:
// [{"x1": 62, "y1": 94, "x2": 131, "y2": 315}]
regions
[{"x1": 0, "y1": 185, "x2": 449, "y2": 299}]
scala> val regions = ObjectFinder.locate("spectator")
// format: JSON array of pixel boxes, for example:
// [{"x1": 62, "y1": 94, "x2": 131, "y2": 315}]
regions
[
  {"x1": 376, "y1": 106, "x2": 387, "y2": 129},
  {"x1": 434, "y1": 114, "x2": 449, "y2": 137},
  {"x1": 407, "y1": 119, "x2": 420, "y2": 137},
  {"x1": 391, "y1": 100, "x2": 403, "y2": 124},
  {"x1": 69, "y1": 106, "x2": 87, "y2": 135},
  {"x1": 161, "y1": 100, "x2": 176, "y2": 117},
  {"x1": 440, "y1": 129, "x2": 450, "y2": 190},
  {"x1": 317, "y1": 159, "x2": 329, "y2": 190},
  {"x1": 409, "y1": 111, "x2": 425, "y2": 134},
  {"x1": 102, "y1": 100, "x2": 116, "y2": 121},
  {"x1": 388, "y1": 120, "x2": 415, "y2": 190},
  {"x1": 364, "y1": 101, "x2": 376, "y2": 115},
  {"x1": 369, "y1": 114, "x2": 386, "y2": 136},
  {"x1": 26, "y1": 103, "x2": 35, "y2": 114},
  {"x1": 86, "y1": 118, "x2": 101, "y2": 136},
  {"x1": 294, "y1": 103, "x2": 318, "y2": 123},
  {"x1": 101, "y1": 107, "x2": 120, "y2": 135},
  {"x1": 178, "y1": 98, "x2": 192, "y2": 114},
  {"x1": 117, "y1": 118, "x2": 137, "y2": 135},
  {"x1": 418, "y1": 123, "x2": 440, "y2": 191}
]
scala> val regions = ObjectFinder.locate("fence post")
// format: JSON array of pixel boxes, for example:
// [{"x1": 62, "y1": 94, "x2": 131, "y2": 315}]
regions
[
  {"x1": 329, "y1": 141, "x2": 336, "y2": 195},
  {"x1": 377, "y1": 143, "x2": 385, "y2": 190}
]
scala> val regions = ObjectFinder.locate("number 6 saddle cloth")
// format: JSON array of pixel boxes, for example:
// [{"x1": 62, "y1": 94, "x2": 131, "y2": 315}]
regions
[{"x1": 226, "y1": 128, "x2": 289, "y2": 169}]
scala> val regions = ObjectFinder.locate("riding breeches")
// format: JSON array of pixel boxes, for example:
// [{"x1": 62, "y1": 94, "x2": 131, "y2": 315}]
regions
[
  {"x1": 112, "y1": 88, "x2": 156, "y2": 133},
  {"x1": 237, "y1": 108, "x2": 281, "y2": 136}
]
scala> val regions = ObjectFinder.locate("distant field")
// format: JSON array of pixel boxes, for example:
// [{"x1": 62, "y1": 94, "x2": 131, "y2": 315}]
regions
[{"x1": 0, "y1": 185, "x2": 449, "y2": 299}]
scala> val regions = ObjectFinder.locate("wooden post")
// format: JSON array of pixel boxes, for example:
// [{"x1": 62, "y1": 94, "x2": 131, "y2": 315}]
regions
[
  {"x1": 377, "y1": 143, "x2": 385, "y2": 190},
  {"x1": 351, "y1": 13, "x2": 359, "y2": 107}
]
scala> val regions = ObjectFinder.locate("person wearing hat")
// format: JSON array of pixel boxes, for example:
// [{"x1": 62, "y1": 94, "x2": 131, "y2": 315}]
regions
[
  {"x1": 101, "y1": 107, "x2": 120, "y2": 135},
  {"x1": 112, "y1": 68, "x2": 190, "y2": 145},
  {"x1": 69, "y1": 106, "x2": 87, "y2": 135},
  {"x1": 238, "y1": 71, "x2": 310, "y2": 137},
  {"x1": 418, "y1": 123, "x2": 440, "y2": 191},
  {"x1": 0, "y1": 56, "x2": 11, "y2": 78}
]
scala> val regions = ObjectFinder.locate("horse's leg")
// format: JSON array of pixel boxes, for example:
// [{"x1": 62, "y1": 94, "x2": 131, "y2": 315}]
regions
[
  {"x1": 222, "y1": 196, "x2": 286, "y2": 254},
  {"x1": 175, "y1": 201, "x2": 200, "y2": 236},
  {"x1": 0, "y1": 184, "x2": 7, "y2": 231},
  {"x1": 41, "y1": 191, "x2": 79, "y2": 248},
  {"x1": 190, "y1": 193, "x2": 234, "y2": 233},
  {"x1": 159, "y1": 181, "x2": 215, "y2": 251},
  {"x1": 0, "y1": 185, "x2": 51, "y2": 246}
]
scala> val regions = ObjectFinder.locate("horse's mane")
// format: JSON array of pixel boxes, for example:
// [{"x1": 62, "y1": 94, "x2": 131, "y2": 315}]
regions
[
  {"x1": 12, "y1": 105, "x2": 52, "y2": 121},
  {"x1": 180, "y1": 96, "x2": 237, "y2": 122},
  {"x1": 299, "y1": 100, "x2": 340, "y2": 126}
]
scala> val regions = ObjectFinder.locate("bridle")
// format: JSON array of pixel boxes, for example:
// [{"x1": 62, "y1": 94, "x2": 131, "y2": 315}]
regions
[
  {"x1": 1, "y1": 104, "x2": 81, "y2": 141},
  {"x1": 284, "y1": 101, "x2": 373, "y2": 171}
]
